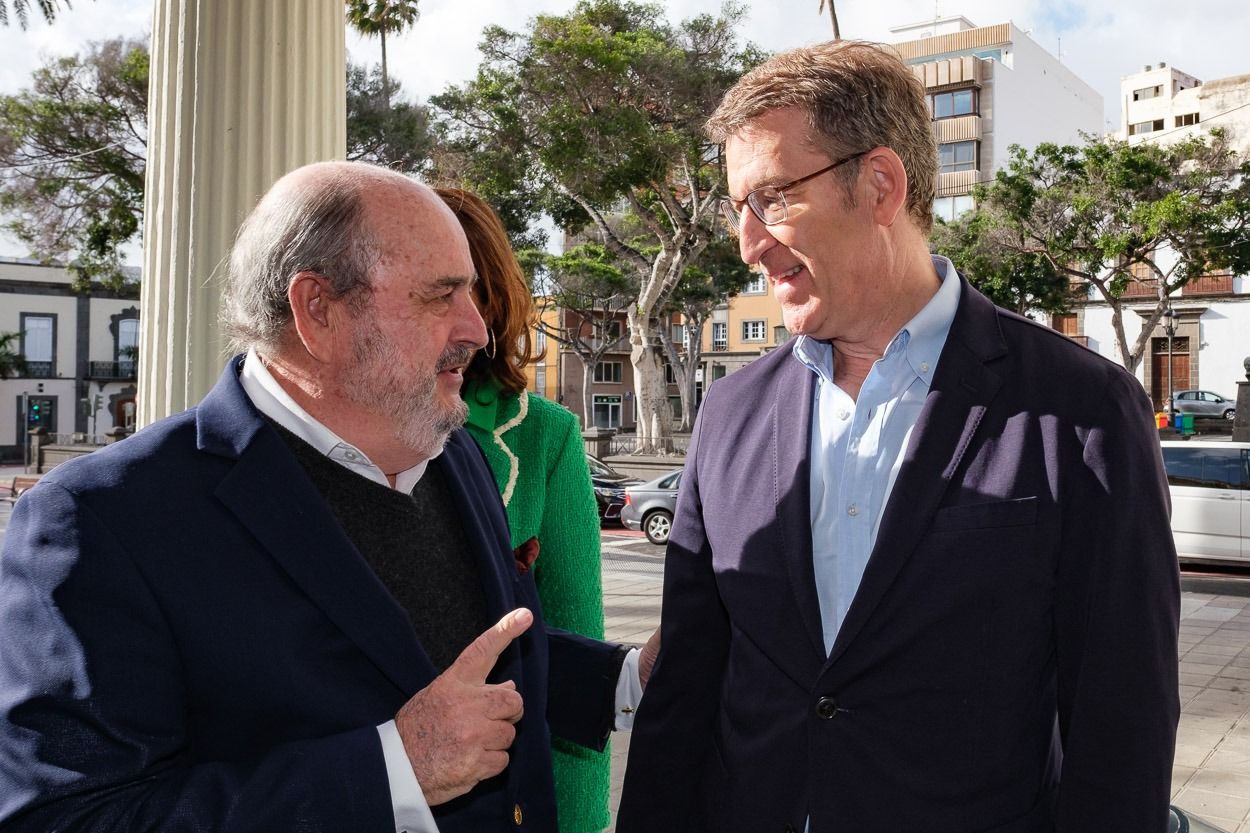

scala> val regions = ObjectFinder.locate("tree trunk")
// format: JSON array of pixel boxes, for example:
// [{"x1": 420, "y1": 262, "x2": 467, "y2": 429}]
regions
[
  {"x1": 581, "y1": 357, "x2": 594, "y2": 429},
  {"x1": 380, "y1": 31, "x2": 389, "y2": 105},
  {"x1": 628, "y1": 308, "x2": 671, "y2": 454}
]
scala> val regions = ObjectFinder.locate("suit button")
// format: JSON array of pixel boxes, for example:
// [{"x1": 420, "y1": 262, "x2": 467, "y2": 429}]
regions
[
  {"x1": 513, "y1": 803, "x2": 523, "y2": 825},
  {"x1": 815, "y1": 695, "x2": 838, "y2": 719}
]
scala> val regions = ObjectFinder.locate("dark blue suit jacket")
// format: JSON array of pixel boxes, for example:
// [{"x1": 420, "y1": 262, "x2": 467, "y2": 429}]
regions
[
  {"x1": 0, "y1": 358, "x2": 618, "y2": 832},
  {"x1": 618, "y1": 279, "x2": 1180, "y2": 833}
]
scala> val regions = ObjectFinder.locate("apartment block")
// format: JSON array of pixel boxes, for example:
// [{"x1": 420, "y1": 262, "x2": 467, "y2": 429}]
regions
[{"x1": 0, "y1": 257, "x2": 140, "y2": 463}]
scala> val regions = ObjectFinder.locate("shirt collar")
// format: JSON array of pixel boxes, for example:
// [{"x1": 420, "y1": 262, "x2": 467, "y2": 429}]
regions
[
  {"x1": 791, "y1": 254, "x2": 961, "y2": 387},
  {"x1": 238, "y1": 348, "x2": 435, "y2": 493}
]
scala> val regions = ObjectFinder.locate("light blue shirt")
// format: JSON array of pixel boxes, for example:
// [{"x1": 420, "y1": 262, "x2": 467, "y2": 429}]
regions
[{"x1": 794, "y1": 256, "x2": 961, "y2": 655}]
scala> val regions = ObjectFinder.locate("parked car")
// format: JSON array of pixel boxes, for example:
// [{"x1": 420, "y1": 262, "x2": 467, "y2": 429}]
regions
[
  {"x1": 1160, "y1": 440, "x2": 1249, "y2": 564},
  {"x1": 1173, "y1": 390, "x2": 1236, "y2": 420},
  {"x1": 621, "y1": 469, "x2": 681, "y2": 545},
  {"x1": 587, "y1": 454, "x2": 642, "y2": 525}
]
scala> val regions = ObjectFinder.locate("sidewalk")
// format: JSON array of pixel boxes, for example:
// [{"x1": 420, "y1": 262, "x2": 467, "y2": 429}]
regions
[{"x1": 600, "y1": 535, "x2": 1250, "y2": 833}]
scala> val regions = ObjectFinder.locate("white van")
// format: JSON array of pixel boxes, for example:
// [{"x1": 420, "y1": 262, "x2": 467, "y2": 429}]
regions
[{"x1": 1160, "y1": 440, "x2": 1250, "y2": 563}]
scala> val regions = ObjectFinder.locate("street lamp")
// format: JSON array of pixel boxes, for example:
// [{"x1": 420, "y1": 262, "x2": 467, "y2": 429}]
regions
[{"x1": 1162, "y1": 305, "x2": 1177, "y2": 415}]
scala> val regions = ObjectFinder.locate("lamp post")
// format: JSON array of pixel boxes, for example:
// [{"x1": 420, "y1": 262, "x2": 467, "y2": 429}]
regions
[{"x1": 1162, "y1": 305, "x2": 1177, "y2": 415}]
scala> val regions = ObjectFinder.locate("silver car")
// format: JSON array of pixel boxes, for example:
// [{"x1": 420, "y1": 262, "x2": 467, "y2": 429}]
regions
[
  {"x1": 620, "y1": 469, "x2": 681, "y2": 545},
  {"x1": 1173, "y1": 390, "x2": 1236, "y2": 420}
]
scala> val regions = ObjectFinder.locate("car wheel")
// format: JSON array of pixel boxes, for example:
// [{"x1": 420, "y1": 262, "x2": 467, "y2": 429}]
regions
[
  {"x1": 643, "y1": 510, "x2": 672, "y2": 545},
  {"x1": 1225, "y1": 409, "x2": 1236, "y2": 421}
]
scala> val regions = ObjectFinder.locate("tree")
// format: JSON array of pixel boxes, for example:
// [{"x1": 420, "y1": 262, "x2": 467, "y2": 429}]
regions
[
  {"x1": 0, "y1": 0, "x2": 82, "y2": 29},
  {"x1": 346, "y1": 62, "x2": 435, "y2": 170},
  {"x1": 967, "y1": 132, "x2": 1250, "y2": 373},
  {"x1": 0, "y1": 332, "x2": 26, "y2": 379},
  {"x1": 930, "y1": 209, "x2": 1072, "y2": 315},
  {"x1": 659, "y1": 236, "x2": 751, "y2": 431},
  {"x1": 345, "y1": 0, "x2": 420, "y2": 105},
  {"x1": 434, "y1": 0, "x2": 762, "y2": 452},
  {"x1": 534, "y1": 243, "x2": 637, "y2": 428},
  {"x1": 817, "y1": 0, "x2": 841, "y2": 39},
  {"x1": 0, "y1": 37, "x2": 147, "y2": 291}
]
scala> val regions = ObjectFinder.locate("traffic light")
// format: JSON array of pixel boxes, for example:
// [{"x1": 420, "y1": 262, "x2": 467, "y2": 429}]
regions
[{"x1": 27, "y1": 400, "x2": 42, "y2": 427}]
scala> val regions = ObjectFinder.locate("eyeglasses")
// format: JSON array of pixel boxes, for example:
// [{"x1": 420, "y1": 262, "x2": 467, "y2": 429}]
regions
[{"x1": 720, "y1": 150, "x2": 868, "y2": 235}]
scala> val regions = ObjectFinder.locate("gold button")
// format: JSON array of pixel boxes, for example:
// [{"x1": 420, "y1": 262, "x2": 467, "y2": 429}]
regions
[{"x1": 513, "y1": 804, "x2": 523, "y2": 825}]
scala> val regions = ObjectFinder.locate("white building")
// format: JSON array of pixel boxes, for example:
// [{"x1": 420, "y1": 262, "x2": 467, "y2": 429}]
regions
[
  {"x1": 0, "y1": 257, "x2": 140, "y2": 463},
  {"x1": 1117, "y1": 63, "x2": 1250, "y2": 155},
  {"x1": 1065, "y1": 64, "x2": 1250, "y2": 409},
  {"x1": 890, "y1": 16, "x2": 1104, "y2": 221}
]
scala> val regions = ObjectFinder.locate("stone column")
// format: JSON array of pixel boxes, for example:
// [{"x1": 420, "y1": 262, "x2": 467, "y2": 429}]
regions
[{"x1": 140, "y1": 0, "x2": 346, "y2": 425}]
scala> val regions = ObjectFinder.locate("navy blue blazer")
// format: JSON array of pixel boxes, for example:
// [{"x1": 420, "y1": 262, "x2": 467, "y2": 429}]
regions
[
  {"x1": 618, "y1": 278, "x2": 1180, "y2": 833},
  {"x1": 0, "y1": 358, "x2": 619, "y2": 832}
]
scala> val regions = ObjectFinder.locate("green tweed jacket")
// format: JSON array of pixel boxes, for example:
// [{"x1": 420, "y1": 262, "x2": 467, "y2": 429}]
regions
[{"x1": 463, "y1": 377, "x2": 609, "y2": 833}]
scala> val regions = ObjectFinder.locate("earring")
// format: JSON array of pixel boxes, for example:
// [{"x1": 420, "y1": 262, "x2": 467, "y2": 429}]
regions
[{"x1": 485, "y1": 330, "x2": 497, "y2": 359}]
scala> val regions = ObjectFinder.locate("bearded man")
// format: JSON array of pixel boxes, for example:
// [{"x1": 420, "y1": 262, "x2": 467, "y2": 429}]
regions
[{"x1": 0, "y1": 162, "x2": 636, "y2": 833}]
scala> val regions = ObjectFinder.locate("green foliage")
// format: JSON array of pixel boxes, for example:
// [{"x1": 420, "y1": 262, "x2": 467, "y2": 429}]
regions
[
  {"x1": 947, "y1": 131, "x2": 1250, "y2": 371},
  {"x1": 346, "y1": 62, "x2": 434, "y2": 171},
  {"x1": 433, "y1": 0, "x2": 760, "y2": 257},
  {"x1": 0, "y1": 0, "x2": 77, "y2": 29},
  {"x1": 0, "y1": 37, "x2": 147, "y2": 291},
  {"x1": 345, "y1": 0, "x2": 420, "y2": 99},
  {"x1": 0, "y1": 332, "x2": 26, "y2": 379}
]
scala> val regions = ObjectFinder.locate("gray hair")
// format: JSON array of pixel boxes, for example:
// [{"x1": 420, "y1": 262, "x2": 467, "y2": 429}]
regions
[
  {"x1": 706, "y1": 40, "x2": 937, "y2": 234},
  {"x1": 222, "y1": 163, "x2": 383, "y2": 352}
]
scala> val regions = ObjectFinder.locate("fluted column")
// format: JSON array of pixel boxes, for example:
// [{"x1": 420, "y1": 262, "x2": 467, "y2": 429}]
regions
[{"x1": 140, "y1": 0, "x2": 345, "y2": 425}]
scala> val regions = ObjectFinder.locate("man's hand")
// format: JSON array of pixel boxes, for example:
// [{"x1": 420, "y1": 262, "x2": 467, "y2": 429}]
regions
[
  {"x1": 395, "y1": 608, "x2": 533, "y2": 805},
  {"x1": 639, "y1": 626, "x2": 661, "y2": 690}
]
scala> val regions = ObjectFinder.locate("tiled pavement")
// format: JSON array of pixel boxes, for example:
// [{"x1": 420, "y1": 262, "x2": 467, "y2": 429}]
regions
[{"x1": 601, "y1": 529, "x2": 1250, "y2": 833}]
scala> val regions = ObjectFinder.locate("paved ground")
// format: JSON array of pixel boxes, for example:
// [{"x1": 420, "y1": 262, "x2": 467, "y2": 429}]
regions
[{"x1": 5, "y1": 465, "x2": 1250, "y2": 831}]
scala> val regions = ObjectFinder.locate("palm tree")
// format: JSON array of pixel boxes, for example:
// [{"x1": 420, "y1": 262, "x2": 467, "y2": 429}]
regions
[
  {"x1": 0, "y1": 0, "x2": 79, "y2": 29},
  {"x1": 818, "y1": 0, "x2": 841, "y2": 40},
  {"x1": 345, "y1": 0, "x2": 420, "y2": 104},
  {"x1": 0, "y1": 332, "x2": 27, "y2": 379}
]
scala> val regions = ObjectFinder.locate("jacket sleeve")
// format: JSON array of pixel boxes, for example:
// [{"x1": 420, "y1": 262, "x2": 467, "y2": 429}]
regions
[
  {"x1": 1053, "y1": 371, "x2": 1180, "y2": 832},
  {"x1": 615, "y1": 386, "x2": 731, "y2": 833},
  {"x1": 0, "y1": 482, "x2": 394, "y2": 833}
]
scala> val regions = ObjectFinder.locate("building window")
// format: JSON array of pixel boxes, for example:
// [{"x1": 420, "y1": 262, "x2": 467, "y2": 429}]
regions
[
  {"x1": 1128, "y1": 119, "x2": 1165, "y2": 136},
  {"x1": 592, "y1": 394, "x2": 622, "y2": 428},
  {"x1": 938, "y1": 141, "x2": 977, "y2": 174},
  {"x1": 19, "y1": 313, "x2": 55, "y2": 377},
  {"x1": 932, "y1": 194, "x2": 975, "y2": 222},
  {"x1": 1175, "y1": 113, "x2": 1199, "y2": 127},
  {"x1": 1132, "y1": 85, "x2": 1163, "y2": 101},
  {"x1": 741, "y1": 320, "x2": 766, "y2": 342},
  {"x1": 929, "y1": 88, "x2": 977, "y2": 119},
  {"x1": 743, "y1": 274, "x2": 767, "y2": 294},
  {"x1": 533, "y1": 327, "x2": 547, "y2": 352},
  {"x1": 671, "y1": 323, "x2": 686, "y2": 348},
  {"x1": 711, "y1": 322, "x2": 728, "y2": 351},
  {"x1": 665, "y1": 363, "x2": 677, "y2": 384},
  {"x1": 593, "y1": 361, "x2": 623, "y2": 383},
  {"x1": 533, "y1": 365, "x2": 546, "y2": 395},
  {"x1": 774, "y1": 325, "x2": 791, "y2": 345}
]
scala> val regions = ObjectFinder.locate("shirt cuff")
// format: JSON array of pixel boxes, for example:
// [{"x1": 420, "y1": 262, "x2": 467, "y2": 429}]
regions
[
  {"x1": 377, "y1": 720, "x2": 441, "y2": 833},
  {"x1": 615, "y1": 647, "x2": 643, "y2": 731}
]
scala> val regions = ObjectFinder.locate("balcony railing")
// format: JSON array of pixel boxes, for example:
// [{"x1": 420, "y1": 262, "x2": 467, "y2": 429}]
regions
[
  {"x1": 21, "y1": 361, "x2": 53, "y2": 377},
  {"x1": 710, "y1": 342, "x2": 729, "y2": 352},
  {"x1": 1183, "y1": 273, "x2": 1233, "y2": 296},
  {"x1": 88, "y1": 360, "x2": 137, "y2": 379}
]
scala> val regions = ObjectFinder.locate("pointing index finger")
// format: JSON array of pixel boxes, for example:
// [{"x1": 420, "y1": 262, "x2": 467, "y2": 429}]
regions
[{"x1": 448, "y1": 608, "x2": 533, "y2": 683}]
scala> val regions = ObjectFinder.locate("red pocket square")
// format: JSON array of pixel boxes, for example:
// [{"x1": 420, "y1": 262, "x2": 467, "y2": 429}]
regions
[{"x1": 514, "y1": 537, "x2": 540, "y2": 574}]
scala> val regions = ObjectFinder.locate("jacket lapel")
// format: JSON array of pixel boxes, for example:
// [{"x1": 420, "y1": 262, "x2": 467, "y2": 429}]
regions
[
  {"x1": 827, "y1": 280, "x2": 1007, "y2": 666},
  {"x1": 772, "y1": 356, "x2": 828, "y2": 661},
  {"x1": 197, "y1": 359, "x2": 434, "y2": 696}
]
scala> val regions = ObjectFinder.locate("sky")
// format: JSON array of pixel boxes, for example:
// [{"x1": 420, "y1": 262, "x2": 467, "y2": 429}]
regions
[{"x1": 1, "y1": 0, "x2": 1249, "y2": 262}]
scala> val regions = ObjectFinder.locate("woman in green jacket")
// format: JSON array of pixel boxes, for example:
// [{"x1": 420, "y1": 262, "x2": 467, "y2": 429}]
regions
[{"x1": 438, "y1": 187, "x2": 610, "y2": 833}]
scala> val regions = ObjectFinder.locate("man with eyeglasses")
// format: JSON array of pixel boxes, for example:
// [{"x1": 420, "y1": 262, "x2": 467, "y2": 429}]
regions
[{"x1": 618, "y1": 40, "x2": 1178, "y2": 833}]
